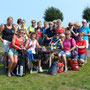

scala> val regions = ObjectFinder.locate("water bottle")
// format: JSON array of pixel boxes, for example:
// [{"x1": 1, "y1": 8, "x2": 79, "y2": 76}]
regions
[
  {"x1": 20, "y1": 66, "x2": 23, "y2": 76},
  {"x1": 51, "y1": 43, "x2": 53, "y2": 50},
  {"x1": 16, "y1": 65, "x2": 19, "y2": 75}
]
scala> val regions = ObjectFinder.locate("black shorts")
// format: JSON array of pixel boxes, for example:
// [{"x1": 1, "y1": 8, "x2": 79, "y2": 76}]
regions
[{"x1": 33, "y1": 54, "x2": 42, "y2": 60}]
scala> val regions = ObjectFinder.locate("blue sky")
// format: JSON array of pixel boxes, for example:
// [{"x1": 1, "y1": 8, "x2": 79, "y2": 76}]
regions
[{"x1": 0, "y1": 0, "x2": 90, "y2": 27}]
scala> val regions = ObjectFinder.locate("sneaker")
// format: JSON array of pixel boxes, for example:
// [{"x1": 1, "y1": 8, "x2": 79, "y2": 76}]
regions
[
  {"x1": 7, "y1": 72, "x2": 12, "y2": 77},
  {"x1": 38, "y1": 67, "x2": 43, "y2": 73}
]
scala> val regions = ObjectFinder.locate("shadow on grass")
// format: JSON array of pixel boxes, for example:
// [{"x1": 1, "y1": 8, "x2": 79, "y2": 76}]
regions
[{"x1": 0, "y1": 65, "x2": 6, "y2": 76}]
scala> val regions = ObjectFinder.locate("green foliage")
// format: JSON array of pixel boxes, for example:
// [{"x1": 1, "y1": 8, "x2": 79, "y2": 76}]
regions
[
  {"x1": 43, "y1": 7, "x2": 64, "y2": 22},
  {"x1": 82, "y1": 7, "x2": 90, "y2": 22}
]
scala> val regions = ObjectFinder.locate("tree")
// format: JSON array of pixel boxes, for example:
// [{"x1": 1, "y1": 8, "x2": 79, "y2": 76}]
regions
[
  {"x1": 43, "y1": 7, "x2": 64, "y2": 22},
  {"x1": 82, "y1": 7, "x2": 90, "y2": 23}
]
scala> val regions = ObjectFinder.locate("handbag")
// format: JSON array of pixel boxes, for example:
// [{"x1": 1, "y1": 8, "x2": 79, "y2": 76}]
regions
[{"x1": 71, "y1": 39, "x2": 78, "y2": 58}]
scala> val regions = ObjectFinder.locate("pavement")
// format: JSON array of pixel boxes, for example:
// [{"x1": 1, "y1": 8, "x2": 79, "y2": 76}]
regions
[{"x1": 87, "y1": 45, "x2": 90, "y2": 57}]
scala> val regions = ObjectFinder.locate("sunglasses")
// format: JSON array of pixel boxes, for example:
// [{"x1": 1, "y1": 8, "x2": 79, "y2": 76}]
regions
[
  {"x1": 65, "y1": 34, "x2": 70, "y2": 35},
  {"x1": 79, "y1": 35, "x2": 83, "y2": 37},
  {"x1": 60, "y1": 37, "x2": 64, "y2": 38},
  {"x1": 49, "y1": 24, "x2": 53, "y2": 25}
]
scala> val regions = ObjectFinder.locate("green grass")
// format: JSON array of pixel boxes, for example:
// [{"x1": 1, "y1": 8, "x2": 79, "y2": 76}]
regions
[
  {"x1": 0, "y1": 58, "x2": 90, "y2": 90},
  {"x1": 0, "y1": 39, "x2": 90, "y2": 90}
]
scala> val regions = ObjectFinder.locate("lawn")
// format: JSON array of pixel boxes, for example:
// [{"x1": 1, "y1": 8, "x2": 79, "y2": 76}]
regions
[
  {"x1": 0, "y1": 57, "x2": 90, "y2": 90},
  {"x1": 0, "y1": 40, "x2": 90, "y2": 90}
]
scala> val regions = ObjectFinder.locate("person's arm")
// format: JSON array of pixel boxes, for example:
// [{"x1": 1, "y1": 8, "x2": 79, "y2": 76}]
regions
[
  {"x1": 84, "y1": 32, "x2": 90, "y2": 36},
  {"x1": 77, "y1": 46, "x2": 85, "y2": 49},
  {"x1": 36, "y1": 40, "x2": 42, "y2": 49},
  {"x1": 25, "y1": 39, "x2": 32, "y2": 50},
  {"x1": 12, "y1": 35, "x2": 22, "y2": 50},
  {"x1": 26, "y1": 30, "x2": 29, "y2": 36},
  {"x1": 0, "y1": 36, "x2": 4, "y2": 42},
  {"x1": 13, "y1": 26, "x2": 17, "y2": 34},
  {"x1": 45, "y1": 34, "x2": 52, "y2": 40},
  {"x1": 69, "y1": 46, "x2": 76, "y2": 52},
  {"x1": 62, "y1": 26, "x2": 65, "y2": 33},
  {"x1": 76, "y1": 40, "x2": 86, "y2": 49},
  {"x1": 0, "y1": 25, "x2": 4, "y2": 34}
]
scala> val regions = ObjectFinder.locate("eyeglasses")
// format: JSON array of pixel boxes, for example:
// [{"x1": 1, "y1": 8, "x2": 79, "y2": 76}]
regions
[
  {"x1": 60, "y1": 37, "x2": 64, "y2": 38},
  {"x1": 69, "y1": 25, "x2": 73, "y2": 26}
]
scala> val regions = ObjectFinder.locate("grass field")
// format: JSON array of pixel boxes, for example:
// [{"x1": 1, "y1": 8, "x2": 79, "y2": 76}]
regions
[
  {"x1": 0, "y1": 57, "x2": 90, "y2": 90},
  {"x1": 0, "y1": 40, "x2": 90, "y2": 90}
]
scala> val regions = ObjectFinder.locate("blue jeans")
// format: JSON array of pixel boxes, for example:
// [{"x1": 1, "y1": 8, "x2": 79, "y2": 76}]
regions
[{"x1": 59, "y1": 51, "x2": 71, "y2": 58}]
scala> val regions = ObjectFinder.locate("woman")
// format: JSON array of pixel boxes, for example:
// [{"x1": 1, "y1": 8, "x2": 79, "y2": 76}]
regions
[
  {"x1": 58, "y1": 30, "x2": 76, "y2": 72},
  {"x1": 56, "y1": 19, "x2": 65, "y2": 37},
  {"x1": 35, "y1": 21, "x2": 43, "y2": 45},
  {"x1": 7, "y1": 29, "x2": 25, "y2": 77},
  {"x1": 19, "y1": 19, "x2": 29, "y2": 40},
  {"x1": 16, "y1": 18, "x2": 22, "y2": 30},
  {"x1": 66, "y1": 22, "x2": 74, "y2": 32},
  {"x1": 25, "y1": 32, "x2": 44, "y2": 73},
  {"x1": 29, "y1": 20, "x2": 37, "y2": 33},
  {"x1": 0, "y1": 17, "x2": 17, "y2": 71},
  {"x1": 42, "y1": 21, "x2": 48, "y2": 35},
  {"x1": 75, "y1": 32, "x2": 87, "y2": 67},
  {"x1": 71, "y1": 22, "x2": 81, "y2": 40},
  {"x1": 53, "y1": 20, "x2": 57, "y2": 30}
]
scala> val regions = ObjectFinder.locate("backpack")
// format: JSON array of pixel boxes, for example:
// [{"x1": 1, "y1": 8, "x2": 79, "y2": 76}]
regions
[
  {"x1": 70, "y1": 59, "x2": 79, "y2": 71},
  {"x1": 71, "y1": 38, "x2": 78, "y2": 58},
  {"x1": 50, "y1": 61, "x2": 59, "y2": 74},
  {"x1": 50, "y1": 61, "x2": 64, "y2": 74},
  {"x1": 16, "y1": 50, "x2": 27, "y2": 76},
  {"x1": 58, "y1": 62, "x2": 64, "y2": 73}
]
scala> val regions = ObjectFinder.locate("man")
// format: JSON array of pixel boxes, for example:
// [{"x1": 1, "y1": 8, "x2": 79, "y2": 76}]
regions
[{"x1": 44, "y1": 21, "x2": 55, "y2": 46}]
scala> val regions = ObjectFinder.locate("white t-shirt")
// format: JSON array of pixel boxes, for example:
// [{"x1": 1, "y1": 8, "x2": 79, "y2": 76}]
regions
[{"x1": 28, "y1": 38, "x2": 37, "y2": 54}]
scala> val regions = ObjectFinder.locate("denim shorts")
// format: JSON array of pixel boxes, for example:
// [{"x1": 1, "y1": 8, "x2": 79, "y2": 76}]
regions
[
  {"x1": 7, "y1": 47, "x2": 18, "y2": 55},
  {"x1": 75, "y1": 54, "x2": 87, "y2": 60},
  {"x1": 58, "y1": 51, "x2": 71, "y2": 58}
]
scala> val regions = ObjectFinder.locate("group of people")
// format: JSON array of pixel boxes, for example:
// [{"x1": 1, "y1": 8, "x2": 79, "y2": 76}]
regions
[{"x1": 0, "y1": 17, "x2": 90, "y2": 77}]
